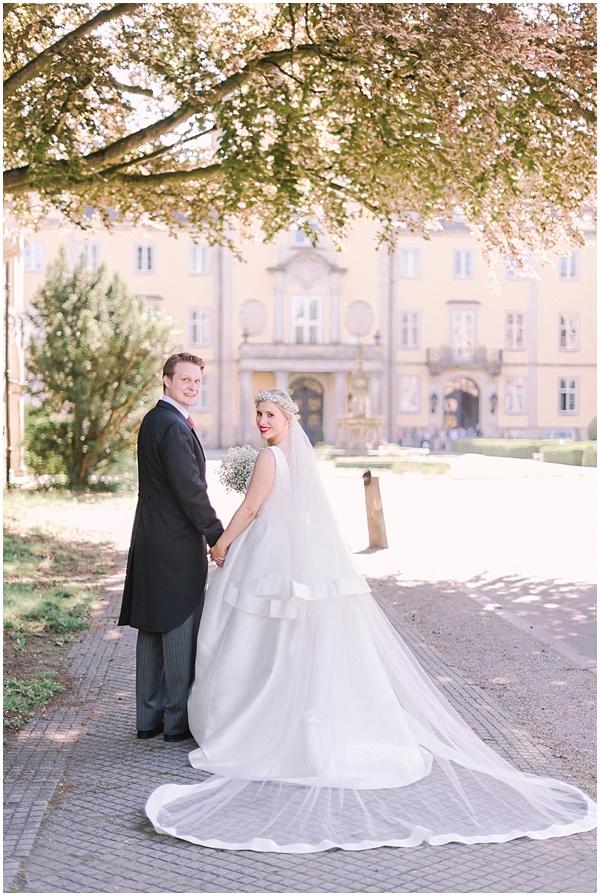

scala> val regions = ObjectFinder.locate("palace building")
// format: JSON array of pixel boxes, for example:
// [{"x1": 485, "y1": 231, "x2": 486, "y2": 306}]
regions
[{"x1": 10, "y1": 211, "x2": 597, "y2": 458}]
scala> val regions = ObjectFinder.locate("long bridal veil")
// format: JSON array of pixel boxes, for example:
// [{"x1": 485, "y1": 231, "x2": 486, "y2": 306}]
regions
[{"x1": 145, "y1": 419, "x2": 596, "y2": 853}]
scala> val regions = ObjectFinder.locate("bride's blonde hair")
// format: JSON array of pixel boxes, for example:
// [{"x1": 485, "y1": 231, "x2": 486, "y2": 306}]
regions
[{"x1": 254, "y1": 389, "x2": 299, "y2": 421}]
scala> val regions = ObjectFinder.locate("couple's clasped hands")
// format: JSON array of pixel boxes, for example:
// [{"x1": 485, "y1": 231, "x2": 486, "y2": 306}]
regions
[{"x1": 210, "y1": 541, "x2": 228, "y2": 567}]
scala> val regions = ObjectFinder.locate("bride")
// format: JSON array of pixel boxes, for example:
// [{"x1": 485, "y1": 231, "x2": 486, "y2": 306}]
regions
[{"x1": 146, "y1": 390, "x2": 596, "y2": 853}]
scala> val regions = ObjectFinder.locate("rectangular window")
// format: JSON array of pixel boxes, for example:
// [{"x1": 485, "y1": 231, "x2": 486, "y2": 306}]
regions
[
  {"x1": 558, "y1": 253, "x2": 580, "y2": 281},
  {"x1": 399, "y1": 375, "x2": 421, "y2": 413},
  {"x1": 134, "y1": 244, "x2": 155, "y2": 274},
  {"x1": 191, "y1": 377, "x2": 209, "y2": 412},
  {"x1": 452, "y1": 249, "x2": 474, "y2": 279},
  {"x1": 189, "y1": 244, "x2": 209, "y2": 275},
  {"x1": 24, "y1": 240, "x2": 44, "y2": 272},
  {"x1": 80, "y1": 242, "x2": 101, "y2": 268},
  {"x1": 399, "y1": 311, "x2": 421, "y2": 349},
  {"x1": 558, "y1": 313, "x2": 579, "y2": 351},
  {"x1": 558, "y1": 377, "x2": 578, "y2": 414},
  {"x1": 505, "y1": 376, "x2": 525, "y2": 413},
  {"x1": 189, "y1": 308, "x2": 210, "y2": 346},
  {"x1": 290, "y1": 294, "x2": 323, "y2": 344},
  {"x1": 399, "y1": 249, "x2": 422, "y2": 279},
  {"x1": 451, "y1": 309, "x2": 475, "y2": 360},
  {"x1": 505, "y1": 312, "x2": 526, "y2": 350}
]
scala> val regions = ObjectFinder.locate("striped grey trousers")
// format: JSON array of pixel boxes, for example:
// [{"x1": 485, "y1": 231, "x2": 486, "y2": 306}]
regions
[{"x1": 135, "y1": 601, "x2": 203, "y2": 736}]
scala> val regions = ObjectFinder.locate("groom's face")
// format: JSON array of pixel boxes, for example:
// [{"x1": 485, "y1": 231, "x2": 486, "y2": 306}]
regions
[{"x1": 163, "y1": 361, "x2": 203, "y2": 408}]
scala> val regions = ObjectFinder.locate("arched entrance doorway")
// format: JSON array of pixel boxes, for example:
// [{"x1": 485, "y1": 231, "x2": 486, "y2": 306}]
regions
[
  {"x1": 289, "y1": 377, "x2": 324, "y2": 445},
  {"x1": 443, "y1": 377, "x2": 480, "y2": 431}
]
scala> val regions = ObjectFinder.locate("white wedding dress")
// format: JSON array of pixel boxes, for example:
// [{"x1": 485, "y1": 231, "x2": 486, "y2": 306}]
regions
[{"x1": 146, "y1": 421, "x2": 596, "y2": 853}]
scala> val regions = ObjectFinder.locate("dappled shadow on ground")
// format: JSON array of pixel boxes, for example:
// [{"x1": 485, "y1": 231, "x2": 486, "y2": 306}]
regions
[
  {"x1": 370, "y1": 575, "x2": 597, "y2": 794},
  {"x1": 463, "y1": 573, "x2": 597, "y2": 662}
]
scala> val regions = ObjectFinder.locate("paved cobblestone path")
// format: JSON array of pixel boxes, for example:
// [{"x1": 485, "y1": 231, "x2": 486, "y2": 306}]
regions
[{"x1": 4, "y1": 564, "x2": 596, "y2": 894}]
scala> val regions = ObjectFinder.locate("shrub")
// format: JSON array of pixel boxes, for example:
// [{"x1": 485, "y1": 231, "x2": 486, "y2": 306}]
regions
[
  {"x1": 26, "y1": 246, "x2": 176, "y2": 488},
  {"x1": 582, "y1": 442, "x2": 597, "y2": 467},
  {"x1": 588, "y1": 417, "x2": 597, "y2": 441},
  {"x1": 540, "y1": 446, "x2": 584, "y2": 465}
]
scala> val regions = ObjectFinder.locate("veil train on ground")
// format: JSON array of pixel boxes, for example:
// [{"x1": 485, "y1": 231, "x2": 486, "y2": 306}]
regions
[{"x1": 146, "y1": 419, "x2": 596, "y2": 853}]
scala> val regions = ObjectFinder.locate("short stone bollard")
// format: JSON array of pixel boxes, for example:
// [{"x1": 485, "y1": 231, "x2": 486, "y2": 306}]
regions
[{"x1": 362, "y1": 470, "x2": 388, "y2": 549}]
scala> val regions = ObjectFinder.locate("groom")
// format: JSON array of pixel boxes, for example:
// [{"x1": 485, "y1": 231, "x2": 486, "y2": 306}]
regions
[{"x1": 118, "y1": 352, "x2": 223, "y2": 742}]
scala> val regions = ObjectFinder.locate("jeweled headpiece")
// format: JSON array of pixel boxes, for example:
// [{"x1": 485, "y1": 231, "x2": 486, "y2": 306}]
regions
[{"x1": 254, "y1": 390, "x2": 299, "y2": 415}]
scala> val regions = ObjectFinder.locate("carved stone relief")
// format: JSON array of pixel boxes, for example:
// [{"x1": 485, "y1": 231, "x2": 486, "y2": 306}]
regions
[
  {"x1": 239, "y1": 299, "x2": 267, "y2": 337},
  {"x1": 345, "y1": 300, "x2": 373, "y2": 337}
]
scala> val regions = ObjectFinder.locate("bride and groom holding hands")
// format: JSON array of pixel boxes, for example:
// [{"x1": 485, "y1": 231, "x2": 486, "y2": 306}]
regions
[{"x1": 119, "y1": 352, "x2": 595, "y2": 854}]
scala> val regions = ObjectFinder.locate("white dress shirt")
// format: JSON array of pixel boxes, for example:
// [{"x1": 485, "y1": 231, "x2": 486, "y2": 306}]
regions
[{"x1": 161, "y1": 394, "x2": 192, "y2": 422}]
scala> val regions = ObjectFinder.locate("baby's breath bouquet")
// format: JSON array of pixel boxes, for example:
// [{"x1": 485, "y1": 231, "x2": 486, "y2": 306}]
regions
[{"x1": 218, "y1": 444, "x2": 259, "y2": 493}]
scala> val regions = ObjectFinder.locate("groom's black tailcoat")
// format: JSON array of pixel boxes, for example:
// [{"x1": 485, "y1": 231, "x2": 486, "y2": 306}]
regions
[{"x1": 118, "y1": 400, "x2": 223, "y2": 633}]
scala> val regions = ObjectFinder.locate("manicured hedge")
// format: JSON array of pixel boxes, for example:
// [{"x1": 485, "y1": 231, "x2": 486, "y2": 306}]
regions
[
  {"x1": 451, "y1": 439, "x2": 561, "y2": 459},
  {"x1": 582, "y1": 442, "x2": 597, "y2": 467},
  {"x1": 451, "y1": 439, "x2": 597, "y2": 467},
  {"x1": 540, "y1": 446, "x2": 585, "y2": 466}
]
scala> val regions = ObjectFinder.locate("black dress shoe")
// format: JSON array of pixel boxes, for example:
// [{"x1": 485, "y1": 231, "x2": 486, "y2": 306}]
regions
[
  {"x1": 137, "y1": 726, "x2": 163, "y2": 740},
  {"x1": 164, "y1": 729, "x2": 193, "y2": 743}
]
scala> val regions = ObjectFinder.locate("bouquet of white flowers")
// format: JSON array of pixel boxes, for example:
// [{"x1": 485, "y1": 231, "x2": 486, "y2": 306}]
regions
[{"x1": 218, "y1": 444, "x2": 259, "y2": 493}]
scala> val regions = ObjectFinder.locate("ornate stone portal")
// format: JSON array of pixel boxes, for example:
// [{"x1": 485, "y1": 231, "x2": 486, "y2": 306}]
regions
[{"x1": 336, "y1": 345, "x2": 384, "y2": 453}]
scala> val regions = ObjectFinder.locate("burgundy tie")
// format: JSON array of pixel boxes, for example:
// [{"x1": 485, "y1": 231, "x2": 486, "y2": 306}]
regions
[{"x1": 187, "y1": 416, "x2": 195, "y2": 430}]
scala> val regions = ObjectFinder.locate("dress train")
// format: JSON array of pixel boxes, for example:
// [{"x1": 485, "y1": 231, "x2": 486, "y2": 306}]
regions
[{"x1": 146, "y1": 431, "x2": 596, "y2": 853}]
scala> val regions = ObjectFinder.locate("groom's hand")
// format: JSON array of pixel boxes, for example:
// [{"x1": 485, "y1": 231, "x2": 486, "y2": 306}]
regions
[{"x1": 210, "y1": 542, "x2": 228, "y2": 566}]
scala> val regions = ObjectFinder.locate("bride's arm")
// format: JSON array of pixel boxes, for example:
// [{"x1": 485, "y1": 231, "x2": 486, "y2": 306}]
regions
[{"x1": 211, "y1": 448, "x2": 275, "y2": 562}]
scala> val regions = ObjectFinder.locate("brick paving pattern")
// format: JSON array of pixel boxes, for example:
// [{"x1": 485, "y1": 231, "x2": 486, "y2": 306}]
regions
[{"x1": 3, "y1": 574, "x2": 596, "y2": 894}]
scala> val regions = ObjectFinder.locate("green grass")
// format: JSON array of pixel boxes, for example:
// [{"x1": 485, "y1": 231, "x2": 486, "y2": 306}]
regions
[
  {"x1": 392, "y1": 461, "x2": 450, "y2": 476},
  {"x1": 3, "y1": 674, "x2": 65, "y2": 730},
  {"x1": 3, "y1": 491, "x2": 116, "y2": 739},
  {"x1": 3, "y1": 528, "x2": 99, "y2": 634},
  {"x1": 333, "y1": 458, "x2": 450, "y2": 476}
]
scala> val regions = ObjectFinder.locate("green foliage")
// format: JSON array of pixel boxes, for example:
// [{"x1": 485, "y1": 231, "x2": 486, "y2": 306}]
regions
[
  {"x1": 450, "y1": 438, "x2": 552, "y2": 459},
  {"x1": 3, "y1": 493, "x2": 113, "y2": 737},
  {"x1": 3, "y1": 673, "x2": 64, "y2": 729},
  {"x1": 333, "y1": 457, "x2": 449, "y2": 476},
  {"x1": 3, "y1": 526, "x2": 100, "y2": 635},
  {"x1": 451, "y1": 438, "x2": 597, "y2": 467},
  {"x1": 26, "y1": 246, "x2": 175, "y2": 488},
  {"x1": 3, "y1": 3, "x2": 596, "y2": 264},
  {"x1": 24, "y1": 593, "x2": 91, "y2": 632},
  {"x1": 582, "y1": 442, "x2": 597, "y2": 467},
  {"x1": 587, "y1": 417, "x2": 597, "y2": 441},
  {"x1": 540, "y1": 446, "x2": 585, "y2": 466}
]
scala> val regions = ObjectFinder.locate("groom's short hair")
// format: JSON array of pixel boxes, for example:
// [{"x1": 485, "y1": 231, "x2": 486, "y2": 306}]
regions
[{"x1": 162, "y1": 352, "x2": 205, "y2": 389}]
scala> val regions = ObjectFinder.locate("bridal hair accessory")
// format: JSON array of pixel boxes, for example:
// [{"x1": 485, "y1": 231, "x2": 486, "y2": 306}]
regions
[
  {"x1": 218, "y1": 445, "x2": 259, "y2": 493},
  {"x1": 254, "y1": 390, "x2": 299, "y2": 415}
]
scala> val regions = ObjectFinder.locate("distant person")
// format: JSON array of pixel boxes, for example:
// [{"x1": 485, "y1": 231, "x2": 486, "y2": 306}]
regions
[{"x1": 118, "y1": 353, "x2": 223, "y2": 742}]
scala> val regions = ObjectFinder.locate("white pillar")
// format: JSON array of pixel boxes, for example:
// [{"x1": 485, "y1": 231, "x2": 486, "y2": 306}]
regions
[
  {"x1": 370, "y1": 373, "x2": 382, "y2": 416},
  {"x1": 275, "y1": 370, "x2": 289, "y2": 392},
  {"x1": 273, "y1": 271, "x2": 285, "y2": 343},
  {"x1": 329, "y1": 272, "x2": 341, "y2": 343},
  {"x1": 334, "y1": 371, "x2": 347, "y2": 417},
  {"x1": 239, "y1": 370, "x2": 253, "y2": 443}
]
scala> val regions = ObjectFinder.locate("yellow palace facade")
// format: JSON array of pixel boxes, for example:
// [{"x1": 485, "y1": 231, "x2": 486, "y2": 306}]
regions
[{"x1": 12, "y1": 211, "x2": 598, "y2": 457}]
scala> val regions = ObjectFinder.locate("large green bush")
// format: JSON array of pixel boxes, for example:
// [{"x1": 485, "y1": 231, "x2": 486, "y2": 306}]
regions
[
  {"x1": 26, "y1": 246, "x2": 176, "y2": 488},
  {"x1": 588, "y1": 417, "x2": 597, "y2": 441}
]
